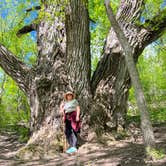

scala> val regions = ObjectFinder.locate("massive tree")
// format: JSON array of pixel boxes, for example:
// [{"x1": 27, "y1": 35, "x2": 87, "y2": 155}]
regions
[{"x1": 0, "y1": 0, "x2": 166, "y2": 158}]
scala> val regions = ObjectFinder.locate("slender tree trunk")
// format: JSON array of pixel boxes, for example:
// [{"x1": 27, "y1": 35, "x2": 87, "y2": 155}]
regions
[
  {"x1": 105, "y1": 0, "x2": 155, "y2": 149},
  {"x1": 0, "y1": 73, "x2": 6, "y2": 105}
]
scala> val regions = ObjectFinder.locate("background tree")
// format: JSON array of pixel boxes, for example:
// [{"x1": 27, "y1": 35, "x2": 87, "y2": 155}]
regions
[{"x1": 0, "y1": 0, "x2": 166, "y2": 158}]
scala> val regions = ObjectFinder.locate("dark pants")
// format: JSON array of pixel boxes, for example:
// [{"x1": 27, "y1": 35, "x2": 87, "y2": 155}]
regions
[{"x1": 65, "y1": 119, "x2": 78, "y2": 148}]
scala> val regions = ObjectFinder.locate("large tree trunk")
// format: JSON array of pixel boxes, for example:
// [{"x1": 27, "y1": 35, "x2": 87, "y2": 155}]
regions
[
  {"x1": 91, "y1": 0, "x2": 166, "y2": 132},
  {"x1": 16, "y1": 2, "x2": 68, "y2": 158},
  {"x1": 0, "y1": 0, "x2": 166, "y2": 159},
  {"x1": 65, "y1": 0, "x2": 92, "y2": 113},
  {"x1": 17, "y1": 0, "x2": 92, "y2": 159}
]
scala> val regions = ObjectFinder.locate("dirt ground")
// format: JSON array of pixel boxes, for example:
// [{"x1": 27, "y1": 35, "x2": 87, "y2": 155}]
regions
[{"x1": 0, "y1": 125, "x2": 166, "y2": 166}]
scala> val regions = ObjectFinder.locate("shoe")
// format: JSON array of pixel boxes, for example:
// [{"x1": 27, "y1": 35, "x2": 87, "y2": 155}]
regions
[{"x1": 66, "y1": 147, "x2": 77, "y2": 154}]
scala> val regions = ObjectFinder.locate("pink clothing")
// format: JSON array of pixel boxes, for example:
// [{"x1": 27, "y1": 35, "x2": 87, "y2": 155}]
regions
[{"x1": 64, "y1": 111, "x2": 81, "y2": 132}]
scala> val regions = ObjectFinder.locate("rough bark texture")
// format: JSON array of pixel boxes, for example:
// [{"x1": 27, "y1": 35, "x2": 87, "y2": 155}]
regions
[
  {"x1": 16, "y1": 1, "x2": 69, "y2": 158},
  {"x1": 105, "y1": 0, "x2": 155, "y2": 149},
  {"x1": 90, "y1": 0, "x2": 166, "y2": 132},
  {"x1": 91, "y1": 0, "x2": 145, "y2": 131},
  {"x1": 65, "y1": 0, "x2": 92, "y2": 139},
  {"x1": 29, "y1": 1, "x2": 67, "y2": 132},
  {"x1": 17, "y1": 0, "x2": 91, "y2": 158},
  {"x1": 65, "y1": 0, "x2": 92, "y2": 113},
  {"x1": 0, "y1": 44, "x2": 30, "y2": 94},
  {"x1": 0, "y1": 0, "x2": 166, "y2": 159}
]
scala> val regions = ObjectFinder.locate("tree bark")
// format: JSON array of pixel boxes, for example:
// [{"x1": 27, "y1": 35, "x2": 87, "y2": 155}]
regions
[
  {"x1": 105, "y1": 0, "x2": 155, "y2": 149},
  {"x1": 0, "y1": 0, "x2": 165, "y2": 159},
  {"x1": 65, "y1": 0, "x2": 92, "y2": 107},
  {"x1": 17, "y1": 0, "x2": 91, "y2": 159},
  {"x1": 14, "y1": 1, "x2": 69, "y2": 158},
  {"x1": 91, "y1": 0, "x2": 166, "y2": 131},
  {"x1": 91, "y1": 0, "x2": 145, "y2": 131},
  {"x1": 16, "y1": 24, "x2": 38, "y2": 37},
  {"x1": 65, "y1": 0, "x2": 92, "y2": 138},
  {"x1": 0, "y1": 72, "x2": 6, "y2": 105},
  {"x1": 0, "y1": 44, "x2": 30, "y2": 94}
]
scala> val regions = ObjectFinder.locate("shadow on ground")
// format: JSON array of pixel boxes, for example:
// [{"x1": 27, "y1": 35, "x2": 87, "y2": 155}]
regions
[{"x1": 0, "y1": 126, "x2": 166, "y2": 166}]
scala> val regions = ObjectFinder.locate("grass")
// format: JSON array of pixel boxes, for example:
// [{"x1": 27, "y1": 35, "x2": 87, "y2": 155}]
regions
[
  {"x1": 146, "y1": 147, "x2": 165, "y2": 160},
  {"x1": 127, "y1": 102, "x2": 166, "y2": 125}
]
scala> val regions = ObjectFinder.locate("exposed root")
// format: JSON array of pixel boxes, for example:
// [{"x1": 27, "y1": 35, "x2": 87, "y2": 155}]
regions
[{"x1": 15, "y1": 125, "x2": 65, "y2": 160}]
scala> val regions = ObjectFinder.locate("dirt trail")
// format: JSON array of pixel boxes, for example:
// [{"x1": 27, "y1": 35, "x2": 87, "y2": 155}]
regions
[{"x1": 0, "y1": 126, "x2": 166, "y2": 166}]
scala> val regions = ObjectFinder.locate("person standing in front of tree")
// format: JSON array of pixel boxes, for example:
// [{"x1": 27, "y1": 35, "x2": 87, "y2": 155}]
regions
[{"x1": 60, "y1": 91, "x2": 81, "y2": 154}]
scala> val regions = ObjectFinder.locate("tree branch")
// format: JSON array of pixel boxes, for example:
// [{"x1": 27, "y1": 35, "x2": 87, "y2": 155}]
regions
[
  {"x1": 91, "y1": 0, "x2": 145, "y2": 94},
  {"x1": 17, "y1": 24, "x2": 38, "y2": 37},
  {"x1": 26, "y1": 6, "x2": 41, "y2": 12},
  {"x1": 116, "y1": 0, "x2": 144, "y2": 23},
  {"x1": 91, "y1": 0, "x2": 166, "y2": 94},
  {"x1": 0, "y1": 44, "x2": 30, "y2": 94},
  {"x1": 141, "y1": 8, "x2": 166, "y2": 46},
  {"x1": 104, "y1": 0, "x2": 131, "y2": 52},
  {"x1": 91, "y1": 49, "x2": 118, "y2": 94}
]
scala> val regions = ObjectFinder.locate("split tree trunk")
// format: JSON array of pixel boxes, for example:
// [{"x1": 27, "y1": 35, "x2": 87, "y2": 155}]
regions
[{"x1": 0, "y1": 0, "x2": 166, "y2": 159}]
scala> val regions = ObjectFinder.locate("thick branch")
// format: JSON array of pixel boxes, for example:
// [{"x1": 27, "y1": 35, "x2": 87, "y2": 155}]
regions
[
  {"x1": 105, "y1": 0, "x2": 131, "y2": 52},
  {"x1": 91, "y1": 49, "x2": 118, "y2": 94},
  {"x1": 0, "y1": 44, "x2": 30, "y2": 94},
  {"x1": 141, "y1": 8, "x2": 166, "y2": 46},
  {"x1": 116, "y1": 0, "x2": 144, "y2": 23},
  {"x1": 17, "y1": 24, "x2": 37, "y2": 37},
  {"x1": 91, "y1": 0, "x2": 166, "y2": 94},
  {"x1": 91, "y1": 0, "x2": 145, "y2": 94},
  {"x1": 26, "y1": 6, "x2": 41, "y2": 12}
]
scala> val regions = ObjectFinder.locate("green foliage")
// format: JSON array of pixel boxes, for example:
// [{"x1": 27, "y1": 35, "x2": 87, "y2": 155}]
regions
[
  {"x1": 0, "y1": 0, "x2": 35, "y2": 137},
  {"x1": 150, "y1": 108, "x2": 166, "y2": 123},
  {"x1": 143, "y1": 0, "x2": 165, "y2": 19},
  {"x1": 146, "y1": 147, "x2": 165, "y2": 160},
  {"x1": 0, "y1": 0, "x2": 166, "y2": 144},
  {"x1": 0, "y1": 0, "x2": 37, "y2": 65},
  {"x1": 37, "y1": 0, "x2": 70, "y2": 23},
  {"x1": 143, "y1": 8, "x2": 166, "y2": 32},
  {"x1": 0, "y1": 71, "x2": 30, "y2": 141},
  {"x1": 137, "y1": 41, "x2": 166, "y2": 102},
  {"x1": 128, "y1": 34, "x2": 166, "y2": 124},
  {"x1": 89, "y1": 0, "x2": 120, "y2": 73}
]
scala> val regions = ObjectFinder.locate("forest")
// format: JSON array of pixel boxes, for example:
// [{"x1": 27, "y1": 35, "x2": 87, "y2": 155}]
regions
[{"x1": 0, "y1": 0, "x2": 166, "y2": 165}]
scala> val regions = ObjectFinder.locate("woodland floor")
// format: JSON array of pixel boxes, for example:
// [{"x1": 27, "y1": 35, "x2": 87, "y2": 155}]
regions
[{"x1": 0, "y1": 124, "x2": 166, "y2": 166}]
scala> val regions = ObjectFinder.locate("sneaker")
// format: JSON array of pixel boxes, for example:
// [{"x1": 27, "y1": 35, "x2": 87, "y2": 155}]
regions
[{"x1": 66, "y1": 147, "x2": 77, "y2": 154}]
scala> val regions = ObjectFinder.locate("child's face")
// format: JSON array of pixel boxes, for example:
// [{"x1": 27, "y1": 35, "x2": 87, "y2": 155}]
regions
[{"x1": 66, "y1": 94, "x2": 73, "y2": 101}]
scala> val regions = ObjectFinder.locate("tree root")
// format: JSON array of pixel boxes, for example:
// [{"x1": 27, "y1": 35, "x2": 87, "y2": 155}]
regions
[{"x1": 15, "y1": 125, "x2": 65, "y2": 160}]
